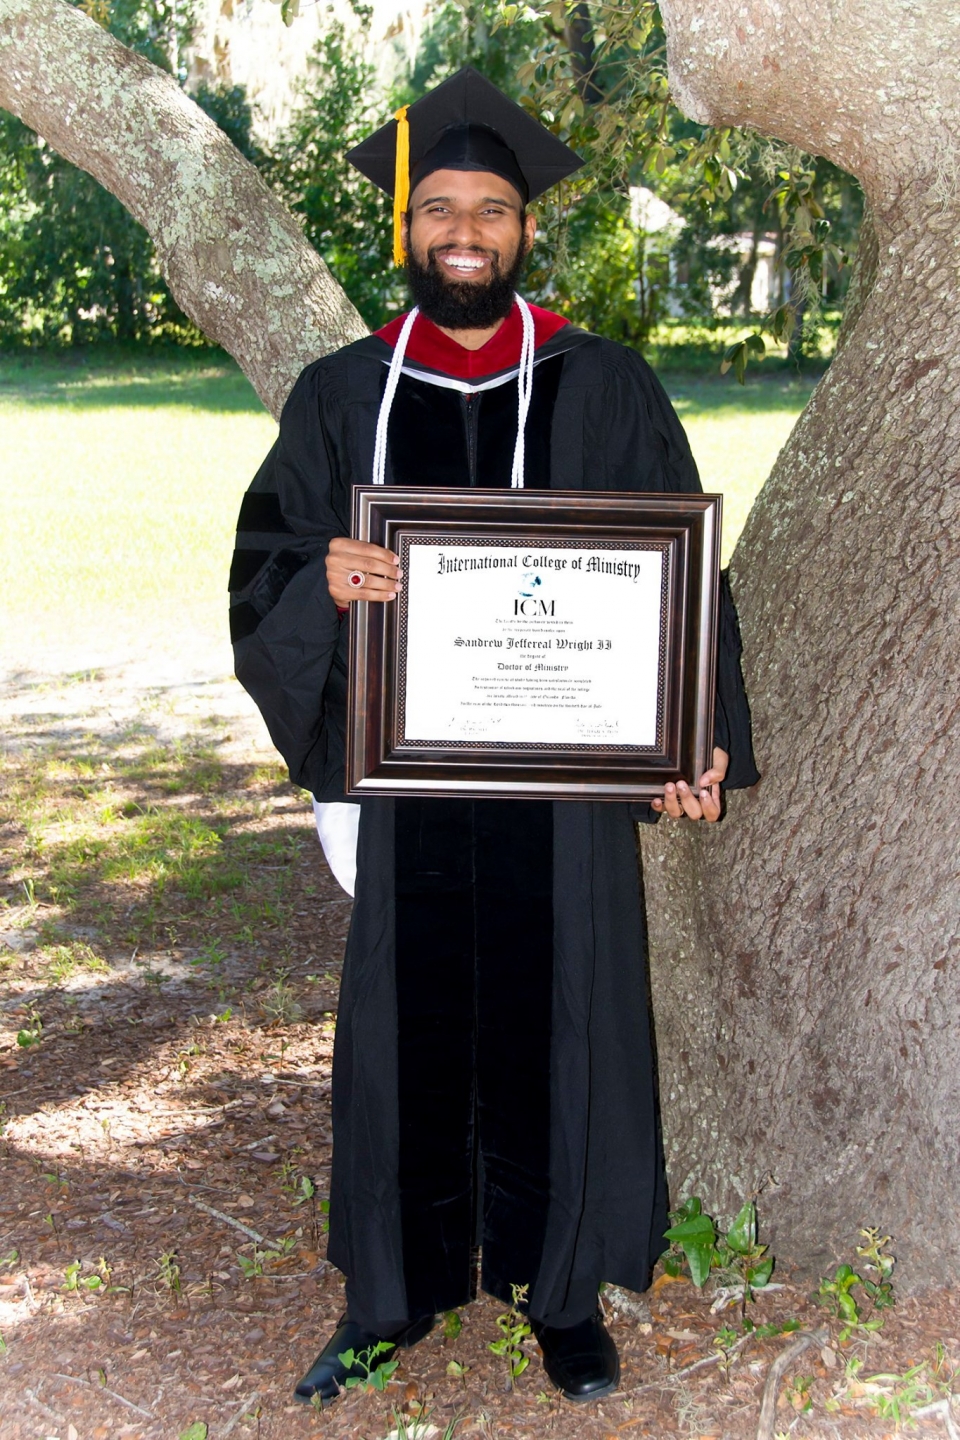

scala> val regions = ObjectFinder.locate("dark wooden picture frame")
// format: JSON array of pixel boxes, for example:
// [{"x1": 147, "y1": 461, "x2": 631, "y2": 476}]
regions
[{"x1": 346, "y1": 486, "x2": 721, "y2": 801}]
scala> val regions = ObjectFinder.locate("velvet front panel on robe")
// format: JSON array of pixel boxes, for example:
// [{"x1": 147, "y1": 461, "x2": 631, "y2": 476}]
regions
[
  {"x1": 329, "y1": 794, "x2": 667, "y2": 1330},
  {"x1": 393, "y1": 798, "x2": 554, "y2": 1320}
]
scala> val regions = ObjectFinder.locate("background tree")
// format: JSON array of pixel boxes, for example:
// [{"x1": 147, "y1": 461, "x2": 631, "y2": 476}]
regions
[
  {"x1": 1, "y1": 0, "x2": 861, "y2": 349},
  {"x1": 0, "y1": 0, "x2": 365, "y2": 413},
  {"x1": 0, "y1": 0, "x2": 274, "y2": 343},
  {"x1": 509, "y1": 0, "x2": 863, "y2": 369},
  {"x1": 269, "y1": 23, "x2": 400, "y2": 330}
]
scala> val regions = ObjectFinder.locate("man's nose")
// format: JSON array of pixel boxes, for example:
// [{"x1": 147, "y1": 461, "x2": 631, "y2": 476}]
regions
[{"x1": 442, "y1": 210, "x2": 485, "y2": 247}]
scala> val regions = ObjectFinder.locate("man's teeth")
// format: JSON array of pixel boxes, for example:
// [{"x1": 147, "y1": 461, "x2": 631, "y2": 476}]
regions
[{"x1": 444, "y1": 256, "x2": 486, "y2": 270}]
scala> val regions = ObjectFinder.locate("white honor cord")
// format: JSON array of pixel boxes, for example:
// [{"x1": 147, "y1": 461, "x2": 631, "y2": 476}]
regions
[
  {"x1": 372, "y1": 305, "x2": 419, "y2": 486},
  {"x1": 371, "y1": 295, "x2": 537, "y2": 488},
  {"x1": 511, "y1": 293, "x2": 535, "y2": 489}
]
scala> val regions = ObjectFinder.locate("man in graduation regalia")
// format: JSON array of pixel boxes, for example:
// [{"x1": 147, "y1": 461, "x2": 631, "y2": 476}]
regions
[{"x1": 230, "y1": 67, "x2": 759, "y2": 1406}]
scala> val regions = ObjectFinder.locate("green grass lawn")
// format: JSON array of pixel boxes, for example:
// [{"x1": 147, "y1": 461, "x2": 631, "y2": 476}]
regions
[
  {"x1": 668, "y1": 374, "x2": 818, "y2": 559},
  {"x1": 0, "y1": 347, "x2": 817, "y2": 672},
  {"x1": 0, "y1": 348, "x2": 278, "y2": 666}
]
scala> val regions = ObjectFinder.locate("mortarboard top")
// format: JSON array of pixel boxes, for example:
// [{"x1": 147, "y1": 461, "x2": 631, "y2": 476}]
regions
[{"x1": 346, "y1": 66, "x2": 584, "y2": 264}]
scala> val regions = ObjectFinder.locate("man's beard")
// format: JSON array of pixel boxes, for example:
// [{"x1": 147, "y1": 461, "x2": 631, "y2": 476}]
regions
[{"x1": 405, "y1": 239, "x2": 529, "y2": 329}]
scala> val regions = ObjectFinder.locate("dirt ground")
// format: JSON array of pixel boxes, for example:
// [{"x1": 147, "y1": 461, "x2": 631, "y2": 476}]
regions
[{"x1": 1, "y1": 660, "x2": 958, "y2": 1440}]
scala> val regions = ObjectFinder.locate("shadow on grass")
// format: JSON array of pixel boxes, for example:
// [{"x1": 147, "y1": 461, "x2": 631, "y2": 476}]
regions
[
  {"x1": 0, "y1": 748, "x2": 349, "y2": 1142},
  {"x1": 0, "y1": 717, "x2": 351, "y2": 1095},
  {"x1": 0, "y1": 345, "x2": 269, "y2": 415},
  {"x1": 664, "y1": 369, "x2": 822, "y2": 416},
  {"x1": 2, "y1": 741, "x2": 310, "y2": 942}
]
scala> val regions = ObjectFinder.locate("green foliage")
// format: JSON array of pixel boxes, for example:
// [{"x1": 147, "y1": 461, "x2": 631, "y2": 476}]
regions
[
  {"x1": 488, "y1": 1282, "x2": 532, "y2": 1387},
  {"x1": 236, "y1": 1246, "x2": 266, "y2": 1279},
  {"x1": 336, "y1": 1340, "x2": 399, "y2": 1392},
  {"x1": 156, "y1": 1248, "x2": 182, "y2": 1296},
  {"x1": 817, "y1": 1229, "x2": 895, "y2": 1343},
  {"x1": 294, "y1": 1174, "x2": 316, "y2": 1205},
  {"x1": 2, "y1": 0, "x2": 863, "y2": 354},
  {"x1": 236, "y1": 1233, "x2": 297, "y2": 1279},
  {"x1": 258, "y1": 972, "x2": 304, "y2": 1025},
  {"x1": 713, "y1": 1200, "x2": 775, "y2": 1298},
  {"x1": 663, "y1": 1196, "x2": 775, "y2": 1304},
  {"x1": 0, "y1": 1, "x2": 202, "y2": 345},
  {"x1": 0, "y1": 111, "x2": 172, "y2": 345},
  {"x1": 498, "y1": 0, "x2": 862, "y2": 362},
  {"x1": 400, "y1": 0, "x2": 548, "y2": 103},
  {"x1": 529, "y1": 191, "x2": 669, "y2": 346},
  {"x1": 721, "y1": 332, "x2": 766, "y2": 385},
  {"x1": 62, "y1": 1258, "x2": 103, "y2": 1291},
  {"x1": 782, "y1": 1373, "x2": 814, "y2": 1414},
  {"x1": 0, "y1": 3, "x2": 268, "y2": 346},
  {"x1": 15, "y1": 1020, "x2": 42, "y2": 1048},
  {"x1": 44, "y1": 941, "x2": 110, "y2": 982},
  {"x1": 743, "y1": 1317, "x2": 800, "y2": 1340},
  {"x1": 825, "y1": 1350, "x2": 955, "y2": 1425},
  {"x1": 663, "y1": 1195, "x2": 716, "y2": 1288},
  {"x1": 271, "y1": 23, "x2": 401, "y2": 329}
]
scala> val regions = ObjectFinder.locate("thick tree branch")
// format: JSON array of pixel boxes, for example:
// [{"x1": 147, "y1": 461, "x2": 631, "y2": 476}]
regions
[
  {"x1": 659, "y1": 0, "x2": 957, "y2": 219},
  {"x1": 562, "y1": 2, "x2": 604, "y2": 105},
  {"x1": 0, "y1": 0, "x2": 367, "y2": 416}
]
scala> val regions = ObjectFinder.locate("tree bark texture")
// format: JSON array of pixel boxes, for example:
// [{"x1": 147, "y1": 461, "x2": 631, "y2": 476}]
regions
[
  {"x1": 651, "y1": 0, "x2": 959, "y2": 1283},
  {"x1": 0, "y1": 0, "x2": 367, "y2": 417}
]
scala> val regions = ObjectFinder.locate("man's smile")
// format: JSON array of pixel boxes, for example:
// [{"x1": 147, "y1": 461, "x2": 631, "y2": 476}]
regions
[{"x1": 436, "y1": 250, "x2": 492, "y2": 277}]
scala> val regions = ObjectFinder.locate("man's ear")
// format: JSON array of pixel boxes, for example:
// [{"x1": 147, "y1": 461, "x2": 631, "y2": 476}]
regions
[
  {"x1": 522, "y1": 210, "x2": 537, "y2": 251},
  {"x1": 401, "y1": 210, "x2": 411, "y2": 254}
]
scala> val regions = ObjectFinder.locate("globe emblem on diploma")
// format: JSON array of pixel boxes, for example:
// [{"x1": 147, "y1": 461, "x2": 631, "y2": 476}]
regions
[{"x1": 519, "y1": 572, "x2": 542, "y2": 598}]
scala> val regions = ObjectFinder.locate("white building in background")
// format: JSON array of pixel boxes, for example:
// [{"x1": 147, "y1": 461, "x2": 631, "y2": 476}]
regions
[
  {"x1": 705, "y1": 233, "x2": 779, "y2": 315},
  {"x1": 629, "y1": 186, "x2": 778, "y2": 317},
  {"x1": 185, "y1": 0, "x2": 423, "y2": 140},
  {"x1": 629, "y1": 185, "x2": 684, "y2": 241}
]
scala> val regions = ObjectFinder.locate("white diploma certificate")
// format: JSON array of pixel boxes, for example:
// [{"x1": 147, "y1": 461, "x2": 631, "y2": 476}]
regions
[{"x1": 400, "y1": 539, "x2": 666, "y2": 749}]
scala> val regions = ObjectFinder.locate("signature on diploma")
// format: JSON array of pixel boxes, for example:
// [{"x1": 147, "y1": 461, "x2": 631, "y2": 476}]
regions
[
  {"x1": 457, "y1": 715, "x2": 503, "y2": 734},
  {"x1": 576, "y1": 719, "x2": 619, "y2": 738}
]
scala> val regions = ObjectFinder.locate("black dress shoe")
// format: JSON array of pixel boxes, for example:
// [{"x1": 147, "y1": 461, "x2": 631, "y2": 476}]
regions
[
  {"x1": 532, "y1": 1310, "x2": 620, "y2": 1402},
  {"x1": 294, "y1": 1312, "x2": 435, "y2": 1406}
]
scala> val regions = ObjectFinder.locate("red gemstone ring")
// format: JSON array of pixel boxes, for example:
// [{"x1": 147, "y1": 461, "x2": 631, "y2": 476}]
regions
[{"x1": 347, "y1": 571, "x2": 366, "y2": 589}]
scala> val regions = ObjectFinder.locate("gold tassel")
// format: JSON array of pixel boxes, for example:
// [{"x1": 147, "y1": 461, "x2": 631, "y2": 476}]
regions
[{"x1": 393, "y1": 105, "x2": 411, "y2": 267}]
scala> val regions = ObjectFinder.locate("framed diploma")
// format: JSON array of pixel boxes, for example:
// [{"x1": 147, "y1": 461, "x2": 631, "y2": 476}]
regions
[{"x1": 346, "y1": 487, "x2": 721, "y2": 802}]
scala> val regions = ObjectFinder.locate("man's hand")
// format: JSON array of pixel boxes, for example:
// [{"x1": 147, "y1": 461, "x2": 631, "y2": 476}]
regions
[
  {"x1": 651, "y1": 748, "x2": 729, "y2": 823},
  {"x1": 326, "y1": 537, "x2": 402, "y2": 605}
]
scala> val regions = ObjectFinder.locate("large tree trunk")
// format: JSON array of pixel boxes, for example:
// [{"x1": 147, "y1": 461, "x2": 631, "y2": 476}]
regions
[
  {"x1": 651, "y1": 0, "x2": 960, "y2": 1283},
  {"x1": 0, "y1": 0, "x2": 366, "y2": 417}
]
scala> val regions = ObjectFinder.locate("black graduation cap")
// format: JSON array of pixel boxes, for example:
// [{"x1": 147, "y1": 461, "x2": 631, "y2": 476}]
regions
[{"x1": 346, "y1": 66, "x2": 583, "y2": 263}]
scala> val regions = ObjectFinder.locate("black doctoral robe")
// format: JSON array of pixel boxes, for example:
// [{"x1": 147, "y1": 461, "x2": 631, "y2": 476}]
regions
[{"x1": 230, "y1": 314, "x2": 759, "y2": 1330}]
